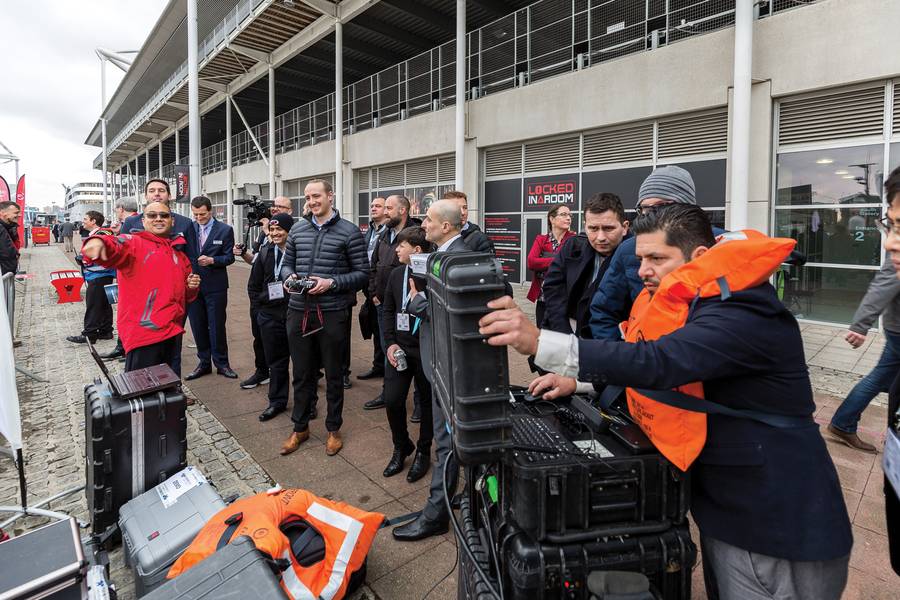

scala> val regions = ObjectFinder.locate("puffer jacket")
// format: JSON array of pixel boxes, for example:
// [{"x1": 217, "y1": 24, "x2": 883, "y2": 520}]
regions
[
  {"x1": 280, "y1": 209, "x2": 369, "y2": 312},
  {"x1": 460, "y1": 222, "x2": 494, "y2": 254},
  {"x1": 368, "y1": 216, "x2": 422, "y2": 303}
]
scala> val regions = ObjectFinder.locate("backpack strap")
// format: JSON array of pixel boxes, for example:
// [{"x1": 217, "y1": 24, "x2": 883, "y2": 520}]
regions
[{"x1": 598, "y1": 385, "x2": 812, "y2": 429}]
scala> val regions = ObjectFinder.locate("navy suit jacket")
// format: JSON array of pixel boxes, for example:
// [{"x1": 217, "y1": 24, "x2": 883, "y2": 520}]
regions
[
  {"x1": 192, "y1": 219, "x2": 235, "y2": 293},
  {"x1": 577, "y1": 284, "x2": 852, "y2": 562}
]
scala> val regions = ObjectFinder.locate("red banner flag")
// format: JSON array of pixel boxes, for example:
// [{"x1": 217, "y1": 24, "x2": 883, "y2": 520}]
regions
[
  {"x1": 15, "y1": 176, "x2": 25, "y2": 250},
  {"x1": 0, "y1": 175, "x2": 9, "y2": 203}
]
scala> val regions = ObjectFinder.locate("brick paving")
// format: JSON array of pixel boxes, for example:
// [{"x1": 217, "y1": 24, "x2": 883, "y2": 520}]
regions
[{"x1": 2, "y1": 242, "x2": 897, "y2": 598}]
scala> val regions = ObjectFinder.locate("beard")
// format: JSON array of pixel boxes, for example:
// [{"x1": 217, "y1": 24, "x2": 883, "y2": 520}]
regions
[{"x1": 387, "y1": 215, "x2": 404, "y2": 229}]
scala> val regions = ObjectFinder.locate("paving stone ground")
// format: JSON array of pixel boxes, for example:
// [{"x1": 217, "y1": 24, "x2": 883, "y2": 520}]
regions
[{"x1": 2, "y1": 242, "x2": 897, "y2": 599}]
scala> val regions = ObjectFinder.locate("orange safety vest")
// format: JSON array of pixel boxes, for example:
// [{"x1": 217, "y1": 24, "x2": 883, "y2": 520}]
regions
[
  {"x1": 168, "y1": 488, "x2": 385, "y2": 600},
  {"x1": 621, "y1": 230, "x2": 796, "y2": 472}
]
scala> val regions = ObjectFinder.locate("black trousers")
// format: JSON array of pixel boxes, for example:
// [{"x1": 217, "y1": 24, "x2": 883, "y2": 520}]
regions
[
  {"x1": 287, "y1": 307, "x2": 349, "y2": 433},
  {"x1": 257, "y1": 310, "x2": 289, "y2": 410},
  {"x1": 125, "y1": 336, "x2": 180, "y2": 373},
  {"x1": 367, "y1": 298, "x2": 385, "y2": 371},
  {"x1": 534, "y1": 300, "x2": 546, "y2": 329},
  {"x1": 384, "y1": 352, "x2": 433, "y2": 452},
  {"x1": 82, "y1": 276, "x2": 114, "y2": 340},
  {"x1": 249, "y1": 304, "x2": 268, "y2": 375}
]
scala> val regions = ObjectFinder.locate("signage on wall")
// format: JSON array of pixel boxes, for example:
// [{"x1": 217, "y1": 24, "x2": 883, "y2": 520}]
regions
[
  {"x1": 175, "y1": 166, "x2": 190, "y2": 202},
  {"x1": 484, "y1": 214, "x2": 522, "y2": 284},
  {"x1": 523, "y1": 174, "x2": 578, "y2": 212}
]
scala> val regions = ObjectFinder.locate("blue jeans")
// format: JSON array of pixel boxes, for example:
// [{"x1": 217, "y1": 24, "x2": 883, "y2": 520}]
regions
[{"x1": 831, "y1": 331, "x2": 900, "y2": 433}]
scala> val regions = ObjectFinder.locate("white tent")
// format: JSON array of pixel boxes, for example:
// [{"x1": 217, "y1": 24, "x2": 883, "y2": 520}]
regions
[{"x1": 0, "y1": 277, "x2": 22, "y2": 452}]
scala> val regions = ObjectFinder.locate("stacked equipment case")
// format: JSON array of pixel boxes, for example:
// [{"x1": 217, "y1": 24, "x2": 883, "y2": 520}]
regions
[{"x1": 84, "y1": 381, "x2": 188, "y2": 537}]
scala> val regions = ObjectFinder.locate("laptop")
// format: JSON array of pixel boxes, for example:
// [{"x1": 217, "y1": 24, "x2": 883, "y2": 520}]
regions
[{"x1": 86, "y1": 338, "x2": 180, "y2": 399}]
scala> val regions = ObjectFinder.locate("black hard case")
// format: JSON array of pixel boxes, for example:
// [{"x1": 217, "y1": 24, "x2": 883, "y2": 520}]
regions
[
  {"x1": 142, "y1": 536, "x2": 287, "y2": 600},
  {"x1": 84, "y1": 381, "x2": 188, "y2": 536},
  {"x1": 502, "y1": 406, "x2": 689, "y2": 543},
  {"x1": 502, "y1": 524, "x2": 696, "y2": 600},
  {"x1": 426, "y1": 252, "x2": 513, "y2": 464},
  {"x1": 0, "y1": 518, "x2": 87, "y2": 599}
]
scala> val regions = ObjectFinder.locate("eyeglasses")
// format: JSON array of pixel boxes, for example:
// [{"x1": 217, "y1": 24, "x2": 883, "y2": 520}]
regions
[
  {"x1": 876, "y1": 216, "x2": 900, "y2": 236},
  {"x1": 145, "y1": 212, "x2": 171, "y2": 220},
  {"x1": 555, "y1": 212, "x2": 572, "y2": 218},
  {"x1": 637, "y1": 200, "x2": 675, "y2": 214}
]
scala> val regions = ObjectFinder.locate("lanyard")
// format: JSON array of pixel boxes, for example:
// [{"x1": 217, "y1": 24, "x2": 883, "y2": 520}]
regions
[
  {"x1": 273, "y1": 247, "x2": 286, "y2": 281},
  {"x1": 400, "y1": 265, "x2": 421, "y2": 334}
]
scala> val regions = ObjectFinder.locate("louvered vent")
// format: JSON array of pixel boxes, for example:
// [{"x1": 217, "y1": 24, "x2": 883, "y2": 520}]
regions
[
  {"x1": 583, "y1": 123, "x2": 653, "y2": 166},
  {"x1": 310, "y1": 173, "x2": 334, "y2": 185},
  {"x1": 438, "y1": 155, "x2": 456, "y2": 182},
  {"x1": 893, "y1": 83, "x2": 900, "y2": 134},
  {"x1": 406, "y1": 159, "x2": 438, "y2": 185},
  {"x1": 378, "y1": 164, "x2": 405, "y2": 188},
  {"x1": 358, "y1": 169, "x2": 369, "y2": 190},
  {"x1": 485, "y1": 145, "x2": 522, "y2": 177},
  {"x1": 779, "y1": 86, "x2": 884, "y2": 146},
  {"x1": 525, "y1": 137, "x2": 580, "y2": 172},
  {"x1": 657, "y1": 109, "x2": 728, "y2": 159}
]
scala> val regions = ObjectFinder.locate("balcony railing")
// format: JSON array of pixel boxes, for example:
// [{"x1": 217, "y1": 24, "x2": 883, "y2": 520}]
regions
[{"x1": 188, "y1": 0, "x2": 818, "y2": 177}]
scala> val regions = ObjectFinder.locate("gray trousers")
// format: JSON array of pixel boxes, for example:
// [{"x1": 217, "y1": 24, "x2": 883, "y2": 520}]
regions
[
  {"x1": 702, "y1": 536, "x2": 849, "y2": 600},
  {"x1": 422, "y1": 393, "x2": 458, "y2": 522}
]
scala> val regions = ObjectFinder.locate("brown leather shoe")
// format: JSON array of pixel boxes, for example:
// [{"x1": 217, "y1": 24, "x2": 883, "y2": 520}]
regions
[
  {"x1": 326, "y1": 431, "x2": 343, "y2": 456},
  {"x1": 827, "y1": 424, "x2": 877, "y2": 454},
  {"x1": 280, "y1": 430, "x2": 310, "y2": 455}
]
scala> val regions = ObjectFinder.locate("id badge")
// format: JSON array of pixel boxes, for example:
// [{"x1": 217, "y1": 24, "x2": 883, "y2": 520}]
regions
[
  {"x1": 267, "y1": 281, "x2": 285, "y2": 300},
  {"x1": 884, "y1": 428, "x2": 900, "y2": 496},
  {"x1": 396, "y1": 313, "x2": 411, "y2": 332}
]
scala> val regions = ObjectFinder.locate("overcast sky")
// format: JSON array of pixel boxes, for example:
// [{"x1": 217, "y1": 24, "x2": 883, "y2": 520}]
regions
[{"x1": 0, "y1": 0, "x2": 168, "y2": 211}]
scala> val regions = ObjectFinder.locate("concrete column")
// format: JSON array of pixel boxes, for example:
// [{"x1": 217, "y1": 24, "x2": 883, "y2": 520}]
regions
[
  {"x1": 728, "y1": 0, "x2": 753, "y2": 230},
  {"x1": 335, "y1": 20, "x2": 344, "y2": 210},
  {"x1": 175, "y1": 128, "x2": 180, "y2": 164},
  {"x1": 268, "y1": 64, "x2": 276, "y2": 199},
  {"x1": 187, "y1": 0, "x2": 201, "y2": 198},
  {"x1": 226, "y1": 96, "x2": 233, "y2": 226},
  {"x1": 455, "y1": 0, "x2": 466, "y2": 191}
]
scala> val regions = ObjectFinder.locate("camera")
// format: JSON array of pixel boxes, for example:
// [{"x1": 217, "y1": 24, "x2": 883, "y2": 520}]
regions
[
  {"x1": 233, "y1": 195, "x2": 272, "y2": 228},
  {"x1": 285, "y1": 276, "x2": 316, "y2": 293}
]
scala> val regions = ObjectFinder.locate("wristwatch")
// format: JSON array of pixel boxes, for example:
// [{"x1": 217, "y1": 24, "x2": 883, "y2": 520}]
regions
[{"x1": 328, "y1": 280, "x2": 338, "y2": 291}]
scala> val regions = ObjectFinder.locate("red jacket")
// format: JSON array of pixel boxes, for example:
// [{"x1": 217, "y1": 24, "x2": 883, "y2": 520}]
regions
[
  {"x1": 84, "y1": 231, "x2": 198, "y2": 352},
  {"x1": 526, "y1": 230, "x2": 575, "y2": 302}
]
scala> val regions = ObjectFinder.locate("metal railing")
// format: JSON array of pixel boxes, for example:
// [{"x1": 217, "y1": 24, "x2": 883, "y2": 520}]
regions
[{"x1": 185, "y1": 0, "x2": 818, "y2": 176}]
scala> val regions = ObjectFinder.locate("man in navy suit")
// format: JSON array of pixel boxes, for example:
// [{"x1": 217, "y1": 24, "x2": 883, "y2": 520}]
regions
[{"x1": 185, "y1": 195, "x2": 238, "y2": 380}]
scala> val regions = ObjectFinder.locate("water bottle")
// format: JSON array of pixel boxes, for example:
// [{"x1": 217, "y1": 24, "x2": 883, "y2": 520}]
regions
[{"x1": 393, "y1": 348, "x2": 408, "y2": 372}]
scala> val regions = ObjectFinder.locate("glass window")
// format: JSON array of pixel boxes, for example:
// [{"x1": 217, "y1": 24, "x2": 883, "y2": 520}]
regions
[
  {"x1": 659, "y1": 160, "x2": 727, "y2": 209},
  {"x1": 704, "y1": 209, "x2": 725, "y2": 230},
  {"x1": 774, "y1": 207, "x2": 882, "y2": 266},
  {"x1": 777, "y1": 265, "x2": 876, "y2": 324},
  {"x1": 891, "y1": 142, "x2": 900, "y2": 173},
  {"x1": 776, "y1": 145, "x2": 884, "y2": 205}
]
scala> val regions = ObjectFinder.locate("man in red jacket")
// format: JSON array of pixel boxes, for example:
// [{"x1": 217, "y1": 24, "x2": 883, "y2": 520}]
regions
[{"x1": 82, "y1": 202, "x2": 200, "y2": 372}]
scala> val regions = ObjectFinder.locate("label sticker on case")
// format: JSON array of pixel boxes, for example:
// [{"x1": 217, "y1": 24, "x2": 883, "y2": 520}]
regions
[{"x1": 156, "y1": 467, "x2": 208, "y2": 508}]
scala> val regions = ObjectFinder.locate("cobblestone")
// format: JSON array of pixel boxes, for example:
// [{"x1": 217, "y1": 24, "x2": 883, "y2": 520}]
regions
[{"x1": 1, "y1": 246, "x2": 274, "y2": 600}]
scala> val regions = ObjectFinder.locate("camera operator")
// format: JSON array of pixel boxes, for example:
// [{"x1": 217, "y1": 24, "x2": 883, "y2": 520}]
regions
[
  {"x1": 480, "y1": 205, "x2": 851, "y2": 600},
  {"x1": 279, "y1": 179, "x2": 369, "y2": 458},
  {"x1": 234, "y1": 196, "x2": 294, "y2": 390}
]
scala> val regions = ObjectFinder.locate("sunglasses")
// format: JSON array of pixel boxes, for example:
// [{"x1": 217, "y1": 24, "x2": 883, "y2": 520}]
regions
[{"x1": 145, "y1": 212, "x2": 171, "y2": 220}]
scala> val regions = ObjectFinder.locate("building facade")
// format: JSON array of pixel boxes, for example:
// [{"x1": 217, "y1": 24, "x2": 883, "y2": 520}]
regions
[
  {"x1": 90, "y1": 0, "x2": 900, "y2": 326},
  {"x1": 63, "y1": 183, "x2": 105, "y2": 223}
]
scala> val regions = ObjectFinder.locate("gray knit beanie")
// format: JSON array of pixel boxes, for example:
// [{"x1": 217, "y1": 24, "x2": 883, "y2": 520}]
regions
[{"x1": 637, "y1": 165, "x2": 696, "y2": 208}]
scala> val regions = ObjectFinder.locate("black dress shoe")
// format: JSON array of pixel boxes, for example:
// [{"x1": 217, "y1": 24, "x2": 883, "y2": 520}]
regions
[
  {"x1": 184, "y1": 366, "x2": 212, "y2": 381},
  {"x1": 406, "y1": 450, "x2": 431, "y2": 483},
  {"x1": 343, "y1": 375, "x2": 352, "y2": 389},
  {"x1": 383, "y1": 443, "x2": 415, "y2": 478},
  {"x1": 99, "y1": 347, "x2": 125, "y2": 360},
  {"x1": 66, "y1": 335, "x2": 89, "y2": 344},
  {"x1": 357, "y1": 368, "x2": 385, "y2": 380},
  {"x1": 258, "y1": 406, "x2": 285, "y2": 422},
  {"x1": 240, "y1": 371, "x2": 270, "y2": 389},
  {"x1": 363, "y1": 395, "x2": 385, "y2": 410},
  {"x1": 217, "y1": 367, "x2": 239, "y2": 379},
  {"x1": 392, "y1": 513, "x2": 449, "y2": 542}
]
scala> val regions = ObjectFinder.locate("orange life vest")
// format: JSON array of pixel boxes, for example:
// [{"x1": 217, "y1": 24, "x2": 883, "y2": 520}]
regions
[
  {"x1": 621, "y1": 230, "x2": 796, "y2": 471},
  {"x1": 168, "y1": 488, "x2": 384, "y2": 600}
]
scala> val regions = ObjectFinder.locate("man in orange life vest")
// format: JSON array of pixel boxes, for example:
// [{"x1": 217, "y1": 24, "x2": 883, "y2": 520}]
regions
[{"x1": 479, "y1": 204, "x2": 851, "y2": 600}]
